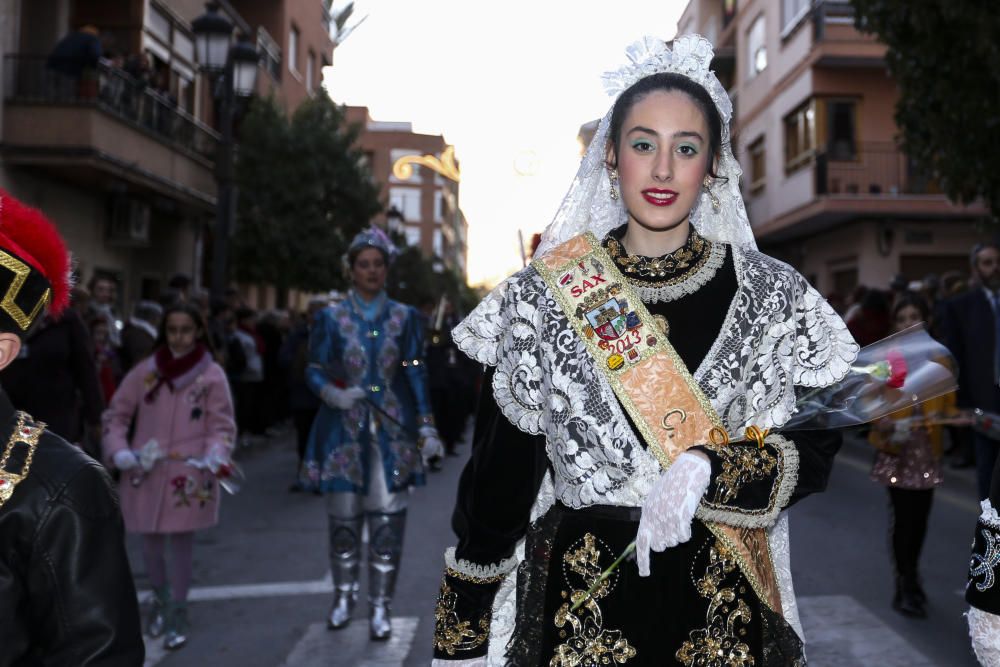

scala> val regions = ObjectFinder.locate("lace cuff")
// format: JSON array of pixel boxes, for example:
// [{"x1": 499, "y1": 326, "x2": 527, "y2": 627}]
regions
[
  {"x1": 445, "y1": 547, "x2": 518, "y2": 584},
  {"x1": 692, "y1": 434, "x2": 799, "y2": 529},
  {"x1": 434, "y1": 573, "x2": 499, "y2": 659},
  {"x1": 968, "y1": 499, "x2": 1000, "y2": 614}
]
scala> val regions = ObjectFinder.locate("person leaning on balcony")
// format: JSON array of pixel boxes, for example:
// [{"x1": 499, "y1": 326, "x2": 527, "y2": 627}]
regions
[
  {"x1": 941, "y1": 242, "x2": 1000, "y2": 499},
  {"x1": 0, "y1": 190, "x2": 144, "y2": 664},
  {"x1": 45, "y1": 24, "x2": 101, "y2": 98}
]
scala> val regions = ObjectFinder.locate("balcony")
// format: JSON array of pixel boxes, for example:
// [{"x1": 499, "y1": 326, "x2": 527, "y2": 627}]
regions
[
  {"x1": 815, "y1": 143, "x2": 939, "y2": 197},
  {"x1": 753, "y1": 143, "x2": 988, "y2": 243},
  {"x1": 2, "y1": 55, "x2": 219, "y2": 210}
]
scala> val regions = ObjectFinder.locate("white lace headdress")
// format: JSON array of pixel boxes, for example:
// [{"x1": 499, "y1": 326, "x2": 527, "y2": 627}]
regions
[{"x1": 535, "y1": 35, "x2": 756, "y2": 257}]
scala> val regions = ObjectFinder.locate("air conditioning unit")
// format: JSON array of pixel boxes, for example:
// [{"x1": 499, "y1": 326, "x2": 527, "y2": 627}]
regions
[{"x1": 107, "y1": 196, "x2": 151, "y2": 246}]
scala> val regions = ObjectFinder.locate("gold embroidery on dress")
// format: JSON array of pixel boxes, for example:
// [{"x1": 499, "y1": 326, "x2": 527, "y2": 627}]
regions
[
  {"x1": 677, "y1": 538, "x2": 755, "y2": 666},
  {"x1": 551, "y1": 533, "x2": 637, "y2": 666},
  {"x1": 433, "y1": 580, "x2": 489, "y2": 656},
  {"x1": 606, "y1": 233, "x2": 709, "y2": 281},
  {"x1": 705, "y1": 442, "x2": 777, "y2": 504}
]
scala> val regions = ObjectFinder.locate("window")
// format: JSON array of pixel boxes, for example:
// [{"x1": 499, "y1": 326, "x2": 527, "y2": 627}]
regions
[
  {"x1": 389, "y1": 187, "x2": 421, "y2": 221},
  {"x1": 784, "y1": 100, "x2": 815, "y2": 171},
  {"x1": 306, "y1": 51, "x2": 314, "y2": 93},
  {"x1": 288, "y1": 26, "x2": 299, "y2": 74},
  {"x1": 826, "y1": 100, "x2": 857, "y2": 161},
  {"x1": 257, "y1": 27, "x2": 282, "y2": 81},
  {"x1": 781, "y1": 0, "x2": 811, "y2": 35},
  {"x1": 748, "y1": 136, "x2": 766, "y2": 193},
  {"x1": 404, "y1": 225, "x2": 421, "y2": 247},
  {"x1": 433, "y1": 229, "x2": 443, "y2": 256},
  {"x1": 434, "y1": 191, "x2": 444, "y2": 222},
  {"x1": 747, "y1": 15, "x2": 767, "y2": 79}
]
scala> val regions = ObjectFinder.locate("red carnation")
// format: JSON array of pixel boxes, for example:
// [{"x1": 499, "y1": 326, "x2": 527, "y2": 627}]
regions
[
  {"x1": 0, "y1": 190, "x2": 71, "y2": 317},
  {"x1": 886, "y1": 348, "x2": 908, "y2": 389}
]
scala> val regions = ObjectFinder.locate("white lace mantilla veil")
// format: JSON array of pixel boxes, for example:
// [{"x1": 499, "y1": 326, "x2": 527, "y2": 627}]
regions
[{"x1": 535, "y1": 34, "x2": 756, "y2": 257}]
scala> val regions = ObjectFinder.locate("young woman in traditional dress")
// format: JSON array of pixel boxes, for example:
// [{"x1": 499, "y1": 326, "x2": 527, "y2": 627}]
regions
[{"x1": 432, "y1": 36, "x2": 858, "y2": 666}]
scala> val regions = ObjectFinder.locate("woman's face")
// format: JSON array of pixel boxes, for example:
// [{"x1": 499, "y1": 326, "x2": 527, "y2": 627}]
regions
[
  {"x1": 351, "y1": 247, "x2": 387, "y2": 296},
  {"x1": 165, "y1": 312, "x2": 200, "y2": 356},
  {"x1": 91, "y1": 323, "x2": 109, "y2": 348},
  {"x1": 613, "y1": 90, "x2": 712, "y2": 234},
  {"x1": 894, "y1": 304, "x2": 923, "y2": 332}
]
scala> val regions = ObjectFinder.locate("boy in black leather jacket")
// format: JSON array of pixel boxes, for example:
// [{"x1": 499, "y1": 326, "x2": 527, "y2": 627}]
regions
[{"x1": 0, "y1": 190, "x2": 144, "y2": 665}]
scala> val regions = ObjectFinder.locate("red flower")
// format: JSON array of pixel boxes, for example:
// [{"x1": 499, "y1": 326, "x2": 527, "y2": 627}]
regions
[
  {"x1": 333, "y1": 378, "x2": 347, "y2": 389},
  {"x1": 171, "y1": 476, "x2": 186, "y2": 489},
  {"x1": 216, "y1": 464, "x2": 232, "y2": 479},
  {"x1": 886, "y1": 348, "x2": 908, "y2": 389}
]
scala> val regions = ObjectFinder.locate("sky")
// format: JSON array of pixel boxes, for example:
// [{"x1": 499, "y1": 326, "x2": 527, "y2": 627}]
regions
[{"x1": 324, "y1": 1, "x2": 689, "y2": 287}]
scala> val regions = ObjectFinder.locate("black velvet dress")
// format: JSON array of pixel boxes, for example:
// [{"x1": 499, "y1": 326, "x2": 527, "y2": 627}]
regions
[{"x1": 434, "y1": 229, "x2": 841, "y2": 666}]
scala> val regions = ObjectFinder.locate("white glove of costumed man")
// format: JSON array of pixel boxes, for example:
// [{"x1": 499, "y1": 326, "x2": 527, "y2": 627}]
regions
[
  {"x1": 419, "y1": 425, "x2": 444, "y2": 463},
  {"x1": 635, "y1": 451, "x2": 712, "y2": 577},
  {"x1": 112, "y1": 449, "x2": 139, "y2": 471},
  {"x1": 320, "y1": 384, "x2": 367, "y2": 410},
  {"x1": 969, "y1": 607, "x2": 1000, "y2": 667}
]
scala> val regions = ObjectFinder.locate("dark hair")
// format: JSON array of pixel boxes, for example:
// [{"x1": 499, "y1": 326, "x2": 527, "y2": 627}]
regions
[
  {"x1": 347, "y1": 243, "x2": 389, "y2": 269},
  {"x1": 893, "y1": 291, "x2": 930, "y2": 323},
  {"x1": 971, "y1": 242, "x2": 1000, "y2": 268},
  {"x1": 156, "y1": 301, "x2": 216, "y2": 357},
  {"x1": 606, "y1": 72, "x2": 724, "y2": 180}
]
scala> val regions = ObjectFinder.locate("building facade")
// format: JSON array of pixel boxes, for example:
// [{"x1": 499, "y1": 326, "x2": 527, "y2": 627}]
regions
[
  {"x1": 677, "y1": 0, "x2": 990, "y2": 297},
  {"x1": 345, "y1": 105, "x2": 468, "y2": 280},
  {"x1": 0, "y1": 0, "x2": 333, "y2": 309}
]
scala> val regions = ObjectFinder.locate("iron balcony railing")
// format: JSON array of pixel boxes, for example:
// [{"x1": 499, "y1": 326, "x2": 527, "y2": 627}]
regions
[
  {"x1": 814, "y1": 142, "x2": 940, "y2": 197},
  {"x1": 3, "y1": 55, "x2": 219, "y2": 162}
]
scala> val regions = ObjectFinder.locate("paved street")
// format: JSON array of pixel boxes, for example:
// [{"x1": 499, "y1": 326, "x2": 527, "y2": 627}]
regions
[{"x1": 135, "y1": 425, "x2": 983, "y2": 666}]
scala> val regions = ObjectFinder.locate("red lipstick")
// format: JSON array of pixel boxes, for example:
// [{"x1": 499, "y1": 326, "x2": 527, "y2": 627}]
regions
[{"x1": 641, "y1": 188, "x2": 678, "y2": 206}]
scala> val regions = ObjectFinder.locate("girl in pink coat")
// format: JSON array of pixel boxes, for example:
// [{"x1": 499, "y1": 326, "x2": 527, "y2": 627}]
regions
[{"x1": 102, "y1": 301, "x2": 236, "y2": 652}]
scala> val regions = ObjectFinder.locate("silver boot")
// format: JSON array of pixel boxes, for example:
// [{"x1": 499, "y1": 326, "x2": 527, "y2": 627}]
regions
[
  {"x1": 367, "y1": 510, "x2": 406, "y2": 641},
  {"x1": 162, "y1": 601, "x2": 188, "y2": 650},
  {"x1": 145, "y1": 585, "x2": 170, "y2": 638},
  {"x1": 327, "y1": 513, "x2": 363, "y2": 629}
]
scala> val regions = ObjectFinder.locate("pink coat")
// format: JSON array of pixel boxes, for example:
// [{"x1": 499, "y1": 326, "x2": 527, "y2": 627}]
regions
[{"x1": 102, "y1": 352, "x2": 236, "y2": 534}]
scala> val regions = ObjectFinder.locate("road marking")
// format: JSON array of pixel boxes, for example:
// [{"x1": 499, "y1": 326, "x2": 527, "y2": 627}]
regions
[
  {"x1": 143, "y1": 639, "x2": 168, "y2": 667},
  {"x1": 836, "y1": 448, "x2": 979, "y2": 515},
  {"x1": 280, "y1": 618, "x2": 419, "y2": 667},
  {"x1": 799, "y1": 595, "x2": 936, "y2": 666},
  {"x1": 138, "y1": 571, "x2": 334, "y2": 603}
]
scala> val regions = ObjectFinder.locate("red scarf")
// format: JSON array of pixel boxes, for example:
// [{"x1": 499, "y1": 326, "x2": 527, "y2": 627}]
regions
[{"x1": 145, "y1": 343, "x2": 209, "y2": 403}]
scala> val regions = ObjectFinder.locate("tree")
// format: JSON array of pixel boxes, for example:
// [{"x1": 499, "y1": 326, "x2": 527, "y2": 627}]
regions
[
  {"x1": 231, "y1": 94, "x2": 381, "y2": 301},
  {"x1": 851, "y1": 1, "x2": 1000, "y2": 218}
]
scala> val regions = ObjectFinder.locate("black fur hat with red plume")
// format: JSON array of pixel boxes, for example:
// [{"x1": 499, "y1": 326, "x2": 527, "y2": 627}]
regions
[{"x1": 0, "y1": 190, "x2": 71, "y2": 336}]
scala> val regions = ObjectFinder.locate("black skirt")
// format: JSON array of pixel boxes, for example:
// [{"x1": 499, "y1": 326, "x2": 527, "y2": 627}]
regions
[{"x1": 505, "y1": 502, "x2": 805, "y2": 667}]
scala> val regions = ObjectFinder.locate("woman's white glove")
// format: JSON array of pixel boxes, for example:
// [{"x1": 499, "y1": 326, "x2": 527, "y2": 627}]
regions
[
  {"x1": 112, "y1": 449, "x2": 139, "y2": 471},
  {"x1": 635, "y1": 451, "x2": 712, "y2": 577},
  {"x1": 419, "y1": 425, "x2": 444, "y2": 462},
  {"x1": 969, "y1": 606, "x2": 1000, "y2": 667},
  {"x1": 320, "y1": 384, "x2": 366, "y2": 410}
]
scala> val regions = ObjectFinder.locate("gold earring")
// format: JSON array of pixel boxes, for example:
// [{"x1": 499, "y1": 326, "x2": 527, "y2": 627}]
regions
[
  {"x1": 609, "y1": 168, "x2": 619, "y2": 201},
  {"x1": 704, "y1": 176, "x2": 720, "y2": 213}
]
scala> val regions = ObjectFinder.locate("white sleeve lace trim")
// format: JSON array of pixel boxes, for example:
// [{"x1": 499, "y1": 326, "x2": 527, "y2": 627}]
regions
[{"x1": 444, "y1": 547, "x2": 520, "y2": 584}]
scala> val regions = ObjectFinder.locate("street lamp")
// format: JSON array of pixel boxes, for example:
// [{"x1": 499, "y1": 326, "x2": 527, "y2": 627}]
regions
[{"x1": 192, "y1": 2, "x2": 259, "y2": 301}]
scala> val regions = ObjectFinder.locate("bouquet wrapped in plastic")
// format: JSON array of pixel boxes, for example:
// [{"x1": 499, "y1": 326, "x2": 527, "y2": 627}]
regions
[{"x1": 784, "y1": 323, "x2": 957, "y2": 430}]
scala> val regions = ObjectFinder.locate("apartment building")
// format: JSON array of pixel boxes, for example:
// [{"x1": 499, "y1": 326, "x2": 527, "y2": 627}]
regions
[
  {"x1": 677, "y1": 0, "x2": 989, "y2": 297},
  {"x1": 345, "y1": 105, "x2": 469, "y2": 281},
  {"x1": 0, "y1": 0, "x2": 333, "y2": 306}
]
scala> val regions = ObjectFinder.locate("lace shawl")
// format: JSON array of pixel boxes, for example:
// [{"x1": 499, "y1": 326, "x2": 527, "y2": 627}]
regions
[{"x1": 453, "y1": 243, "x2": 857, "y2": 510}]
